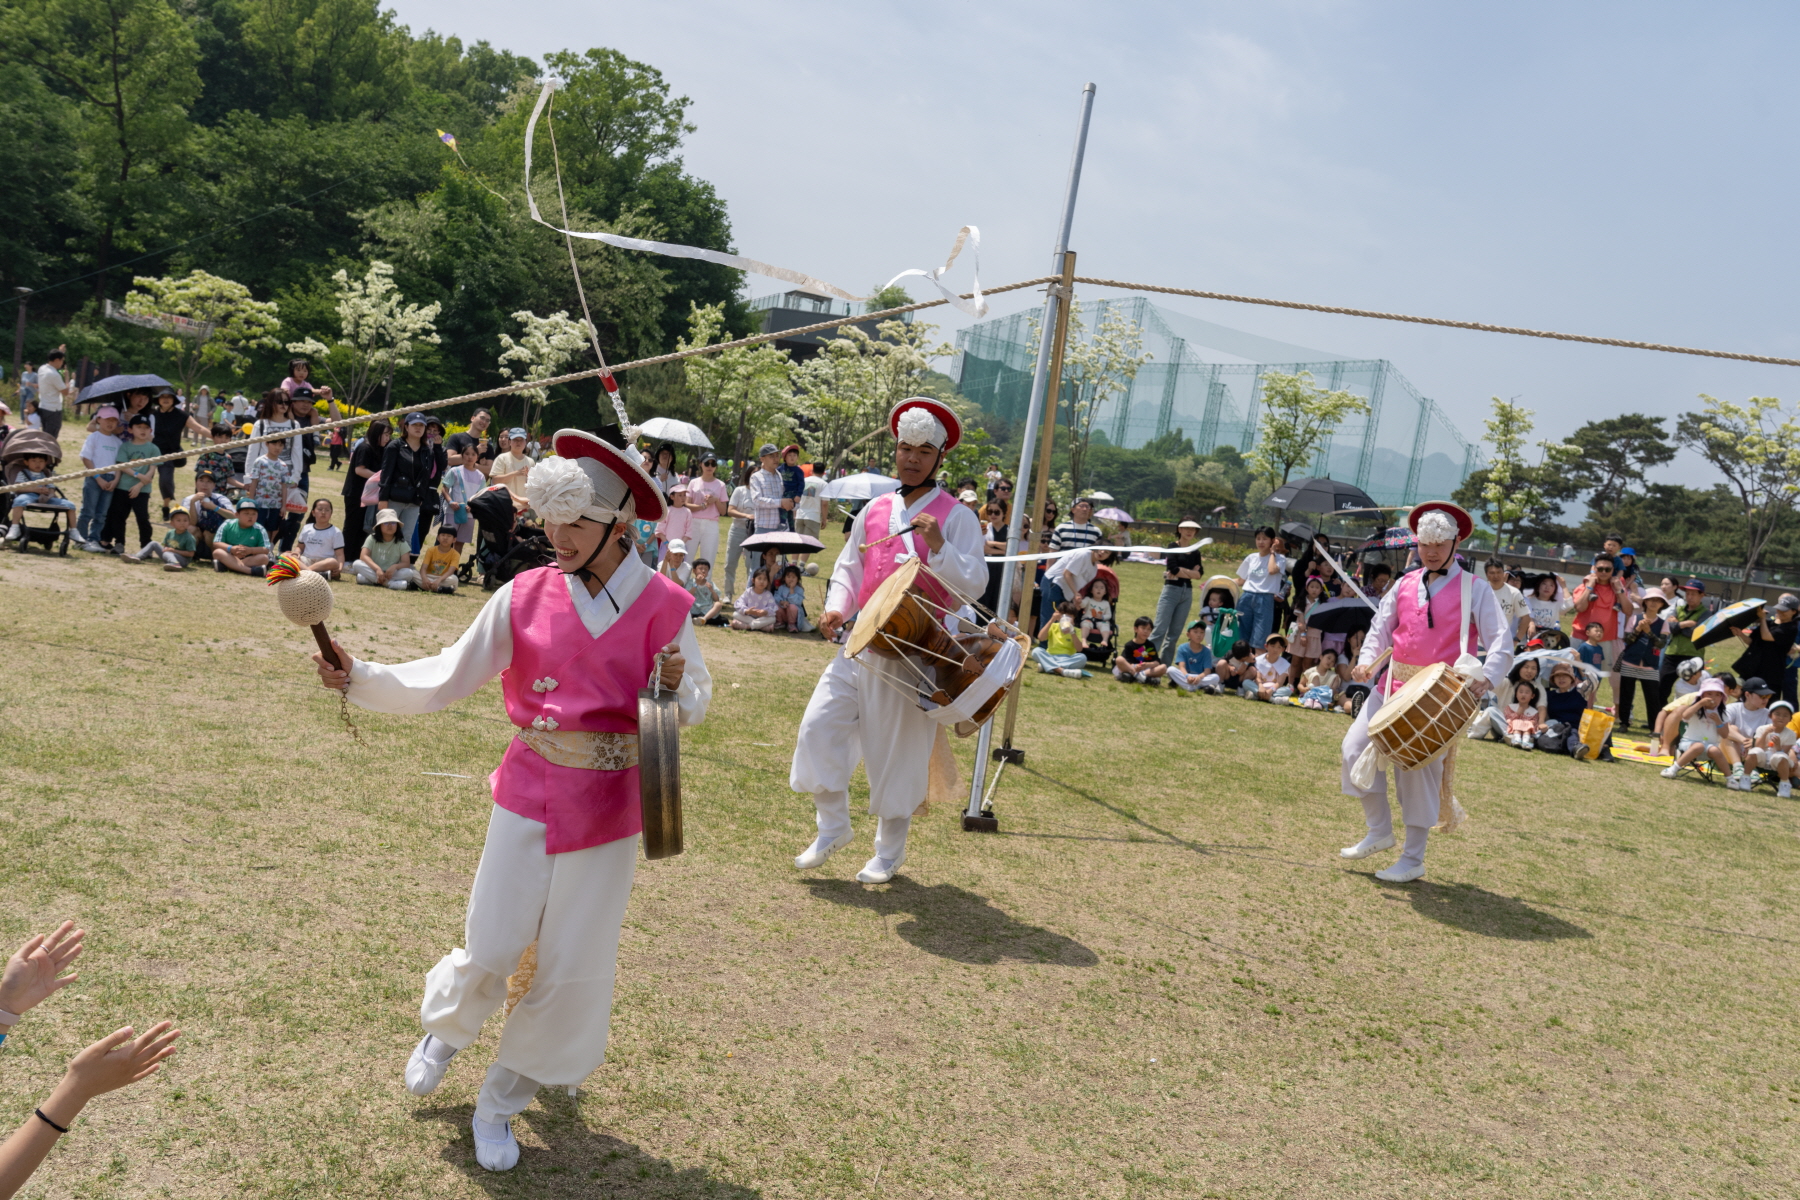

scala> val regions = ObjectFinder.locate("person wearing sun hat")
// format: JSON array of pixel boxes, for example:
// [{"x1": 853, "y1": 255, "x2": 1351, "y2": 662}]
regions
[
  {"x1": 788, "y1": 396, "x2": 986, "y2": 885},
  {"x1": 309, "y1": 430, "x2": 712, "y2": 1173},
  {"x1": 1339, "y1": 500, "x2": 1514, "y2": 883},
  {"x1": 1149, "y1": 518, "x2": 1207, "y2": 664}
]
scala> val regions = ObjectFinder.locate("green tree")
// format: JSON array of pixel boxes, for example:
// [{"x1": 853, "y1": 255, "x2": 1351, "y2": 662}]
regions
[
  {"x1": 285, "y1": 261, "x2": 442, "y2": 410},
  {"x1": 1560, "y1": 413, "x2": 1676, "y2": 521},
  {"x1": 1677, "y1": 394, "x2": 1800, "y2": 580},
  {"x1": 1246, "y1": 369, "x2": 1369, "y2": 486},
  {"x1": 1174, "y1": 477, "x2": 1237, "y2": 522},
  {"x1": 792, "y1": 305, "x2": 955, "y2": 471},
  {"x1": 1464, "y1": 397, "x2": 1578, "y2": 549},
  {"x1": 0, "y1": 63, "x2": 81, "y2": 288},
  {"x1": 497, "y1": 310, "x2": 595, "y2": 433},
  {"x1": 677, "y1": 302, "x2": 795, "y2": 464},
  {"x1": 0, "y1": 0, "x2": 202, "y2": 299},
  {"x1": 240, "y1": 0, "x2": 411, "y2": 122},
  {"x1": 125, "y1": 269, "x2": 281, "y2": 400}
]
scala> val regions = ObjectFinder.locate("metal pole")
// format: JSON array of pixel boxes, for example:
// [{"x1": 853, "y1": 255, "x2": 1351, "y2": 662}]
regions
[
  {"x1": 11, "y1": 289, "x2": 28, "y2": 395},
  {"x1": 963, "y1": 83, "x2": 1096, "y2": 831}
]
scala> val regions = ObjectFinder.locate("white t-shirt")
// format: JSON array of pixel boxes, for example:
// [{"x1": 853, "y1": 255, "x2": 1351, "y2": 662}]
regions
[
  {"x1": 1725, "y1": 701, "x2": 1772, "y2": 741},
  {"x1": 1237, "y1": 551, "x2": 1291, "y2": 595},
  {"x1": 296, "y1": 523, "x2": 345, "y2": 561},
  {"x1": 229, "y1": 394, "x2": 252, "y2": 418},
  {"x1": 728, "y1": 484, "x2": 752, "y2": 524},
  {"x1": 80, "y1": 430, "x2": 122, "y2": 469},
  {"x1": 1525, "y1": 592, "x2": 1571, "y2": 630},
  {"x1": 796, "y1": 474, "x2": 825, "y2": 522},
  {"x1": 1255, "y1": 654, "x2": 1291, "y2": 684},
  {"x1": 1755, "y1": 724, "x2": 1798, "y2": 756},
  {"x1": 35, "y1": 366, "x2": 67, "y2": 412},
  {"x1": 1491, "y1": 583, "x2": 1530, "y2": 634}
]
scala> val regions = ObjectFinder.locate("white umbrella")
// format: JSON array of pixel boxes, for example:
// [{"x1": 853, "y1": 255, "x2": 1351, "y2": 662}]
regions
[
  {"x1": 636, "y1": 417, "x2": 713, "y2": 449},
  {"x1": 819, "y1": 472, "x2": 901, "y2": 501}
]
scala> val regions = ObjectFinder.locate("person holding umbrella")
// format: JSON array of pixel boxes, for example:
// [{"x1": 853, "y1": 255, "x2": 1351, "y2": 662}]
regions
[
  {"x1": 1149, "y1": 519, "x2": 1205, "y2": 664},
  {"x1": 1731, "y1": 593, "x2": 1800, "y2": 686}
]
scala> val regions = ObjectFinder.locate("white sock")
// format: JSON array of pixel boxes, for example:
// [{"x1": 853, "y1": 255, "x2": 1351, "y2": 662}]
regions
[
  {"x1": 422, "y1": 1034, "x2": 456, "y2": 1064},
  {"x1": 474, "y1": 1116, "x2": 511, "y2": 1141},
  {"x1": 1395, "y1": 824, "x2": 1429, "y2": 872}
]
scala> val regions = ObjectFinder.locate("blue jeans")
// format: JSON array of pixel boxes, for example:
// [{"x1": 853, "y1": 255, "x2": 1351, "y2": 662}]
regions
[
  {"x1": 77, "y1": 475, "x2": 116, "y2": 542},
  {"x1": 1039, "y1": 579, "x2": 1068, "y2": 628},
  {"x1": 1236, "y1": 591, "x2": 1277, "y2": 650}
]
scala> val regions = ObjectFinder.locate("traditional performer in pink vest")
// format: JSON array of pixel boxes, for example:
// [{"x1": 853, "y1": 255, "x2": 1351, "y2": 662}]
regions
[
  {"x1": 790, "y1": 397, "x2": 987, "y2": 883},
  {"x1": 311, "y1": 431, "x2": 710, "y2": 1173},
  {"x1": 1338, "y1": 502, "x2": 1512, "y2": 882}
]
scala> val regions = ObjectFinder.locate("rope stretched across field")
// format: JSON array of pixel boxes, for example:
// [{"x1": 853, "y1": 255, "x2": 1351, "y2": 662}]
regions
[
  {"x1": 11, "y1": 271, "x2": 1800, "y2": 496},
  {"x1": 0, "y1": 279, "x2": 1056, "y2": 496},
  {"x1": 1073, "y1": 276, "x2": 1800, "y2": 368}
]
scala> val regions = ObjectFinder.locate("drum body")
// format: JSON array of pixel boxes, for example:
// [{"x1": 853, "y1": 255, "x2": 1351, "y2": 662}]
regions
[
  {"x1": 1366, "y1": 661, "x2": 1478, "y2": 771},
  {"x1": 638, "y1": 688, "x2": 682, "y2": 859}
]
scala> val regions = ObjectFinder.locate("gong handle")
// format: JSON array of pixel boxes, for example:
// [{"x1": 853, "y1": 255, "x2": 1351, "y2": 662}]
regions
[{"x1": 311, "y1": 623, "x2": 345, "y2": 671}]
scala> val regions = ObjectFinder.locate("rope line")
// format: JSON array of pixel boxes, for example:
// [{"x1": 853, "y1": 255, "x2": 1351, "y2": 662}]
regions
[
  {"x1": 0, "y1": 278, "x2": 1055, "y2": 496},
  {"x1": 1072, "y1": 277, "x2": 1800, "y2": 368},
  {"x1": 12, "y1": 270, "x2": 1799, "y2": 495}
]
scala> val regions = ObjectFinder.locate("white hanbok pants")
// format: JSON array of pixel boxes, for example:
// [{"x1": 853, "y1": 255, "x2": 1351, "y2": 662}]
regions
[
  {"x1": 1341, "y1": 685, "x2": 1444, "y2": 839},
  {"x1": 789, "y1": 652, "x2": 932, "y2": 861},
  {"x1": 422, "y1": 805, "x2": 637, "y2": 1123}
]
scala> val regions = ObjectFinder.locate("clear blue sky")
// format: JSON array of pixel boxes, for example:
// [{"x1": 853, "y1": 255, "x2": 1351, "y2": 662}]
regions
[{"x1": 390, "y1": 0, "x2": 1800, "y2": 486}]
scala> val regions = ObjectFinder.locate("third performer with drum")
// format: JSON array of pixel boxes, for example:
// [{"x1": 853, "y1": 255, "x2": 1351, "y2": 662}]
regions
[
  {"x1": 790, "y1": 397, "x2": 986, "y2": 884},
  {"x1": 1339, "y1": 501, "x2": 1512, "y2": 882}
]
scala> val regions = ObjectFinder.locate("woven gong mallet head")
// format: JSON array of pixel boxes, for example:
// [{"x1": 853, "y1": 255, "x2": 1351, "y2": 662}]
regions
[{"x1": 267, "y1": 553, "x2": 344, "y2": 670}]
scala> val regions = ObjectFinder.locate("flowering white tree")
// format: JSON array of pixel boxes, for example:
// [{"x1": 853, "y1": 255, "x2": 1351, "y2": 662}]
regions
[
  {"x1": 286, "y1": 261, "x2": 442, "y2": 410},
  {"x1": 792, "y1": 313, "x2": 955, "y2": 470},
  {"x1": 678, "y1": 302, "x2": 795, "y2": 463},
  {"x1": 124, "y1": 270, "x2": 281, "y2": 402},
  {"x1": 498, "y1": 310, "x2": 596, "y2": 433}
]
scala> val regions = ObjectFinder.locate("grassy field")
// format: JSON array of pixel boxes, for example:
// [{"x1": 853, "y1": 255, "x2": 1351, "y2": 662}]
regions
[{"x1": 0, "y1": 465, "x2": 1796, "y2": 1198}]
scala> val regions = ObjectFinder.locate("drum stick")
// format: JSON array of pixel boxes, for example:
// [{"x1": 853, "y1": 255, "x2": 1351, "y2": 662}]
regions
[{"x1": 860, "y1": 525, "x2": 918, "y2": 553}]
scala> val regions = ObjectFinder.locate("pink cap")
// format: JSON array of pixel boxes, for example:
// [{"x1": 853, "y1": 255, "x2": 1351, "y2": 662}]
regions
[
  {"x1": 1698, "y1": 678, "x2": 1728, "y2": 699},
  {"x1": 96, "y1": 406, "x2": 121, "y2": 420}
]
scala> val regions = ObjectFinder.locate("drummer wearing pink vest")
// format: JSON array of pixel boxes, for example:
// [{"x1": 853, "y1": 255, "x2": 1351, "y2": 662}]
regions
[
  {"x1": 1339, "y1": 502, "x2": 1513, "y2": 883},
  {"x1": 311, "y1": 431, "x2": 711, "y2": 1173},
  {"x1": 790, "y1": 397, "x2": 988, "y2": 884}
]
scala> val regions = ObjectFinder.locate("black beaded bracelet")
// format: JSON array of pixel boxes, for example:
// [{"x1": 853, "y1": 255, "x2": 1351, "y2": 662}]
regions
[{"x1": 34, "y1": 1108, "x2": 68, "y2": 1134}]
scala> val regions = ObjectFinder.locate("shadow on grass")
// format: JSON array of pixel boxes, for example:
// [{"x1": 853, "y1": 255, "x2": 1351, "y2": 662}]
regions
[
  {"x1": 801, "y1": 876, "x2": 1101, "y2": 965},
  {"x1": 416, "y1": 1099, "x2": 762, "y2": 1197},
  {"x1": 1388, "y1": 879, "x2": 1593, "y2": 941}
]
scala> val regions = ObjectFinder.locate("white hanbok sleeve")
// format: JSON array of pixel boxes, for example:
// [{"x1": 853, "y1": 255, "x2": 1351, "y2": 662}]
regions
[
  {"x1": 931, "y1": 503, "x2": 990, "y2": 603},
  {"x1": 824, "y1": 504, "x2": 870, "y2": 619},
  {"x1": 345, "y1": 582, "x2": 515, "y2": 714},
  {"x1": 1359, "y1": 586, "x2": 1400, "y2": 669},
  {"x1": 671, "y1": 615, "x2": 711, "y2": 726}
]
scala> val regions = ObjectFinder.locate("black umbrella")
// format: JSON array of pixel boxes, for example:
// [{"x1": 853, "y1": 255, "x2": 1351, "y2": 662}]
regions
[
  {"x1": 1302, "y1": 595, "x2": 1375, "y2": 634},
  {"x1": 741, "y1": 531, "x2": 826, "y2": 556},
  {"x1": 75, "y1": 373, "x2": 173, "y2": 404},
  {"x1": 1264, "y1": 476, "x2": 1378, "y2": 515},
  {"x1": 1278, "y1": 521, "x2": 1315, "y2": 546}
]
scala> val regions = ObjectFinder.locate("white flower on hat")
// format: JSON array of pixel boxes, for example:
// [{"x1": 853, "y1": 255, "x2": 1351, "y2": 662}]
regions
[
  {"x1": 895, "y1": 406, "x2": 947, "y2": 449},
  {"x1": 1415, "y1": 510, "x2": 1459, "y2": 545},
  {"x1": 525, "y1": 456, "x2": 596, "y2": 526}
]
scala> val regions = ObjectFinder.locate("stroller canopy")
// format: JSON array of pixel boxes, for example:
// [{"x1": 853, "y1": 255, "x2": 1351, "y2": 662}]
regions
[{"x1": 1, "y1": 428, "x2": 63, "y2": 468}]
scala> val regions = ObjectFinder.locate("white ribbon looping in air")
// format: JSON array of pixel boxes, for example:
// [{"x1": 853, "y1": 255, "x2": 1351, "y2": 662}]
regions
[
  {"x1": 524, "y1": 82, "x2": 987, "y2": 318},
  {"x1": 981, "y1": 538, "x2": 1213, "y2": 564}
]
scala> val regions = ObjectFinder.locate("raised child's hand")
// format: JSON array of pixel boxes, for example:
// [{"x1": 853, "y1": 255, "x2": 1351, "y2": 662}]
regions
[
  {"x1": 0, "y1": 922, "x2": 83, "y2": 1016},
  {"x1": 63, "y1": 1022, "x2": 180, "y2": 1101}
]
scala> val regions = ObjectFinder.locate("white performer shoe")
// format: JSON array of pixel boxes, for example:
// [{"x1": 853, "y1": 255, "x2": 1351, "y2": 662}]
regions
[
  {"x1": 404, "y1": 1034, "x2": 456, "y2": 1096},
  {"x1": 1374, "y1": 863, "x2": 1426, "y2": 883},
  {"x1": 795, "y1": 830, "x2": 855, "y2": 870},
  {"x1": 1338, "y1": 833, "x2": 1396, "y2": 860},
  {"x1": 855, "y1": 855, "x2": 902, "y2": 884},
  {"x1": 472, "y1": 1115, "x2": 521, "y2": 1171}
]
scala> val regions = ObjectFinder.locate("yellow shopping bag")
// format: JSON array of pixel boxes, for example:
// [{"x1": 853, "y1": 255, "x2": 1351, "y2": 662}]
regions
[{"x1": 1577, "y1": 708, "x2": 1615, "y2": 759}]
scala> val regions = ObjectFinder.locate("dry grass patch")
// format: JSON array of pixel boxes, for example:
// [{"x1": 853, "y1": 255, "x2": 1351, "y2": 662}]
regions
[{"x1": 0, "y1": 515, "x2": 1795, "y2": 1197}]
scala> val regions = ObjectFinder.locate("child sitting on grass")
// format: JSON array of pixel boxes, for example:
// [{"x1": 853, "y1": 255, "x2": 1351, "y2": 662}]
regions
[
  {"x1": 415, "y1": 524, "x2": 461, "y2": 594},
  {"x1": 351, "y1": 509, "x2": 418, "y2": 590},
  {"x1": 212, "y1": 498, "x2": 271, "y2": 575},
  {"x1": 5, "y1": 451, "x2": 76, "y2": 540},
  {"x1": 687, "y1": 559, "x2": 726, "y2": 626},
  {"x1": 1661, "y1": 678, "x2": 1733, "y2": 779},
  {"x1": 1244, "y1": 634, "x2": 1292, "y2": 701},
  {"x1": 181, "y1": 472, "x2": 232, "y2": 560},
  {"x1": 1078, "y1": 578, "x2": 1114, "y2": 650},
  {"x1": 124, "y1": 507, "x2": 195, "y2": 571},
  {"x1": 1215, "y1": 640, "x2": 1255, "y2": 693},
  {"x1": 1298, "y1": 647, "x2": 1342, "y2": 708},
  {"x1": 1541, "y1": 660, "x2": 1597, "y2": 757},
  {"x1": 1746, "y1": 699, "x2": 1797, "y2": 798},
  {"x1": 1502, "y1": 679, "x2": 1543, "y2": 749},
  {"x1": 773, "y1": 563, "x2": 810, "y2": 632},
  {"x1": 293, "y1": 498, "x2": 344, "y2": 578},
  {"x1": 1032, "y1": 601, "x2": 1091, "y2": 677},
  {"x1": 1113, "y1": 617, "x2": 1167, "y2": 684},
  {"x1": 1168, "y1": 621, "x2": 1219, "y2": 693},
  {"x1": 731, "y1": 566, "x2": 777, "y2": 631},
  {"x1": 194, "y1": 424, "x2": 243, "y2": 493}
]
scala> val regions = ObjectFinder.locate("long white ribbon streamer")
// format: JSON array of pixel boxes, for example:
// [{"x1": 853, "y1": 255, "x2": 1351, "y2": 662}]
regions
[
  {"x1": 524, "y1": 82, "x2": 987, "y2": 317},
  {"x1": 982, "y1": 538, "x2": 1213, "y2": 564}
]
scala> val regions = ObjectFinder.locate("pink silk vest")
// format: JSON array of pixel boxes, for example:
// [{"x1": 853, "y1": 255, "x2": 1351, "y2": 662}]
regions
[
  {"x1": 491, "y1": 565, "x2": 691, "y2": 853},
  {"x1": 856, "y1": 488, "x2": 960, "y2": 612},
  {"x1": 1391, "y1": 567, "x2": 1476, "y2": 670}
]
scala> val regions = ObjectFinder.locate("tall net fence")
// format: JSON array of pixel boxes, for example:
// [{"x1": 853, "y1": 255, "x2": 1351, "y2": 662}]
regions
[{"x1": 954, "y1": 296, "x2": 1481, "y2": 505}]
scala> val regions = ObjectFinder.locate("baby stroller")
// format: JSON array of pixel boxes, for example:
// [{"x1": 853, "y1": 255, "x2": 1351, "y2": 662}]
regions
[
  {"x1": 467, "y1": 485, "x2": 552, "y2": 590},
  {"x1": 3, "y1": 429, "x2": 76, "y2": 556}
]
